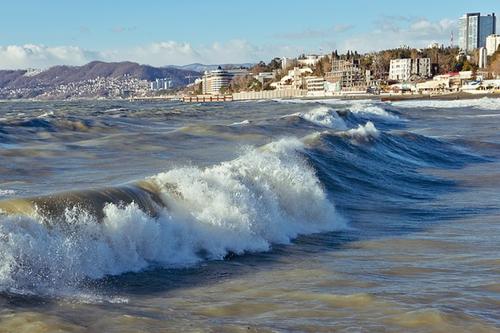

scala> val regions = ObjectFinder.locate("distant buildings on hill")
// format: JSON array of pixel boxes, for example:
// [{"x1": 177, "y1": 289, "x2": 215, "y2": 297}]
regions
[
  {"x1": 150, "y1": 78, "x2": 172, "y2": 91},
  {"x1": 185, "y1": 9, "x2": 499, "y2": 99}
]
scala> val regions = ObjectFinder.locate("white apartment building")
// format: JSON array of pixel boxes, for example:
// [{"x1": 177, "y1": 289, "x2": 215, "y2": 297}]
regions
[
  {"x1": 486, "y1": 34, "x2": 500, "y2": 55},
  {"x1": 389, "y1": 59, "x2": 412, "y2": 81},
  {"x1": 389, "y1": 58, "x2": 431, "y2": 82}
]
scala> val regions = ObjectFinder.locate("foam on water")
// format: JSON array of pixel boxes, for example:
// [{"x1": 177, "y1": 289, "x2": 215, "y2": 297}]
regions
[
  {"x1": 230, "y1": 119, "x2": 250, "y2": 125},
  {"x1": 0, "y1": 138, "x2": 344, "y2": 295},
  {"x1": 0, "y1": 189, "x2": 16, "y2": 198},
  {"x1": 348, "y1": 102, "x2": 399, "y2": 119},
  {"x1": 390, "y1": 97, "x2": 500, "y2": 110}
]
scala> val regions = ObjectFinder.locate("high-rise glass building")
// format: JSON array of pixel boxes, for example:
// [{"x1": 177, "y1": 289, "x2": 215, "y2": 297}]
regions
[{"x1": 458, "y1": 12, "x2": 496, "y2": 52}]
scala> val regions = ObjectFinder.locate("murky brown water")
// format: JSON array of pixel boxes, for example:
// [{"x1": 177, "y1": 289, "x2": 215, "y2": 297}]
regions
[{"x1": 0, "y1": 98, "x2": 499, "y2": 332}]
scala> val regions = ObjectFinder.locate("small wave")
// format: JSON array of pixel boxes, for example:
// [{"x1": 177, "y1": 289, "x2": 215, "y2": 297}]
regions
[
  {"x1": 295, "y1": 106, "x2": 348, "y2": 130},
  {"x1": 0, "y1": 138, "x2": 344, "y2": 295},
  {"x1": 7, "y1": 117, "x2": 108, "y2": 133},
  {"x1": 230, "y1": 119, "x2": 250, "y2": 125},
  {"x1": 345, "y1": 121, "x2": 380, "y2": 140},
  {"x1": 348, "y1": 102, "x2": 399, "y2": 119},
  {"x1": 0, "y1": 189, "x2": 16, "y2": 198},
  {"x1": 36, "y1": 111, "x2": 55, "y2": 118}
]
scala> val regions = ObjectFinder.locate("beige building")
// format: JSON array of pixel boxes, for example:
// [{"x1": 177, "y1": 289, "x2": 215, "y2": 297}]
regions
[{"x1": 486, "y1": 34, "x2": 500, "y2": 56}]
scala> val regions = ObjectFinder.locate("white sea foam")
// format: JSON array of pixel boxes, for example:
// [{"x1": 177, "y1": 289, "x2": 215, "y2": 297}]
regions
[
  {"x1": 274, "y1": 98, "x2": 374, "y2": 105},
  {"x1": 276, "y1": 98, "x2": 398, "y2": 119},
  {"x1": 348, "y1": 102, "x2": 399, "y2": 119},
  {"x1": 36, "y1": 111, "x2": 54, "y2": 118},
  {"x1": 230, "y1": 119, "x2": 250, "y2": 125},
  {"x1": 0, "y1": 189, "x2": 16, "y2": 197},
  {"x1": 390, "y1": 97, "x2": 500, "y2": 110},
  {"x1": 345, "y1": 121, "x2": 380, "y2": 140},
  {"x1": 0, "y1": 138, "x2": 344, "y2": 294},
  {"x1": 296, "y1": 106, "x2": 348, "y2": 130}
]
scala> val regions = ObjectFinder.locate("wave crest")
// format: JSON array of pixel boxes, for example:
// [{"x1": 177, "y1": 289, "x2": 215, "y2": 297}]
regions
[
  {"x1": 0, "y1": 138, "x2": 344, "y2": 294},
  {"x1": 297, "y1": 106, "x2": 348, "y2": 130}
]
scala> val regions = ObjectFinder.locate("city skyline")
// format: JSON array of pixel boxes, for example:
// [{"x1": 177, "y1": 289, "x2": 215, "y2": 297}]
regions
[{"x1": 0, "y1": 0, "x2": 499, "y2": 69}]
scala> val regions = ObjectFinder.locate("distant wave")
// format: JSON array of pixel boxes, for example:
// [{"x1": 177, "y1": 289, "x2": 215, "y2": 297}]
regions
[
  {"x1": 347, "y1": 102, "x2": 399, "y2": 120},
  {"x1": 390, "y1": 97, "x2": 500, "y2": 110},
  {"x1": 0, "y1": 189, "x2": 16, "y2": 198},
  {"x1": 230, "y1": 119, "x2": 250, "y2": 125}
]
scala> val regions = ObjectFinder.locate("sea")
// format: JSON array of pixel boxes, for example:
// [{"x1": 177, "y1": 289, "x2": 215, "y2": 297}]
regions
[{"x1": 0, "y1": 97, "x2": 499, "y2": 332}]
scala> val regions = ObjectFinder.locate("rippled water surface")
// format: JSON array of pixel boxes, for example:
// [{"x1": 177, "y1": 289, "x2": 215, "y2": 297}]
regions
[{"x1": 0, "y1": 97, "x2": 499, "y2": 332}]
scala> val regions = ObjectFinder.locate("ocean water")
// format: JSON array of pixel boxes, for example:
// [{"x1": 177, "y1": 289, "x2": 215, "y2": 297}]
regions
[{"x1": 0, "y1": 97, "x2": 499, "y2": 332}]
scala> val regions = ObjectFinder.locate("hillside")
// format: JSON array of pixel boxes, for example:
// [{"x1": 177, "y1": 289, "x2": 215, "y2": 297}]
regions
[
  {"x1": 0, "y1": 61, "x2": 201, "y2": 90},
  {"x1": 0, "y1": 61, "x2": 202, "y2": 99}
]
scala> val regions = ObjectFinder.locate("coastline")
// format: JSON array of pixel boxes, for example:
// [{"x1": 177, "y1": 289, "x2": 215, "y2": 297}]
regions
[
  {"x1": 276, "y1": 91, "x2": 500, "y2": 102},
  {"x1": 1, "y1": 91, "x2": 499, "y2": 104}
]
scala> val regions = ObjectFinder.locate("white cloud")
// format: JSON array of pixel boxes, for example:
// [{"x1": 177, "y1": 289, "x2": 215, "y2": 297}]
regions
[
  {"x1": 0, "y1": 16, "x2": 462, "y2": 70},
  {"x1": 342, "y1": 17, "x2": 456, "y2": 52},
  {"x1": 0, "y1": 40, "x2": 298, "y2": 69},
  {"x1": 0, "y1": 44, "x2": 101, "y2": 69}
]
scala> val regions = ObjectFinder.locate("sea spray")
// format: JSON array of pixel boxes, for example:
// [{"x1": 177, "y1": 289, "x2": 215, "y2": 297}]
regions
[{"x1": 0, "y1": 138, "x2": 344, "y2": 294}]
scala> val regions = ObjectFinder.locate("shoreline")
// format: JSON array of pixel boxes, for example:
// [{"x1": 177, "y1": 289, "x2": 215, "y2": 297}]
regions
[{"x1": 1, "y1": 91, "x2": 499, "y2": 103}]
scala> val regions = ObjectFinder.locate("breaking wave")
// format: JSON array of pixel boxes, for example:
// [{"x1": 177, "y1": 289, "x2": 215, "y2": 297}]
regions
[
  {"x1": 297, "y1": 106, "x2": 348, "y2": 130},
  {"x1": 0, "y1": 138, "x2": 344, "y2": 294},
  {"x1": 345, "y1": 121, "x2": 380, "y2": 140}
]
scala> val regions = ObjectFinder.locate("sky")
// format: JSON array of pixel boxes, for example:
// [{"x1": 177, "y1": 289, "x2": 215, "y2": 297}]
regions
[{"x1": 0, "y1": 0, "x2": 498, "y2": 69}]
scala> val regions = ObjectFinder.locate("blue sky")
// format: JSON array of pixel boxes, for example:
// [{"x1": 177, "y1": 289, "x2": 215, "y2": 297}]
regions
[{"x1": 0, "y1": 0, "x2": 498, "y2": 69}]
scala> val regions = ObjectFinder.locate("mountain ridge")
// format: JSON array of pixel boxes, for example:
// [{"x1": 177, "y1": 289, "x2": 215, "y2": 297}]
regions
[{"x1": 0, "y1": 61, "x2": 202, "y2": 90}]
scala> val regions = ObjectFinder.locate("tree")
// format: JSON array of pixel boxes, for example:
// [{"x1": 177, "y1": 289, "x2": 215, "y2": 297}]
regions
[
  {"x1": 268, "y1": 58, "x2": 282, "y2": 71},
  {"x1": 250, "y1": 61, "x2": 269, "y2": 74},
  {"x1": 312, "y1": 55, "x2": 332, "y2": 77}
]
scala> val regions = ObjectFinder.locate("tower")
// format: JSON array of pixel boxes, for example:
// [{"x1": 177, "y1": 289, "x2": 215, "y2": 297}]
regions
[{"x1": 459, "y1": 12, "x2": 496, "y2": 52}]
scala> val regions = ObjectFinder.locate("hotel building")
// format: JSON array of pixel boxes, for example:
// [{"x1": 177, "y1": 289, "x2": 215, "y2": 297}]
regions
[
  {"x1": 458, "y1": 13, "x2": 496, "y2": 52},
  {"x1": 202, "y1": 68, "x2": 248, "y2": 95}
]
